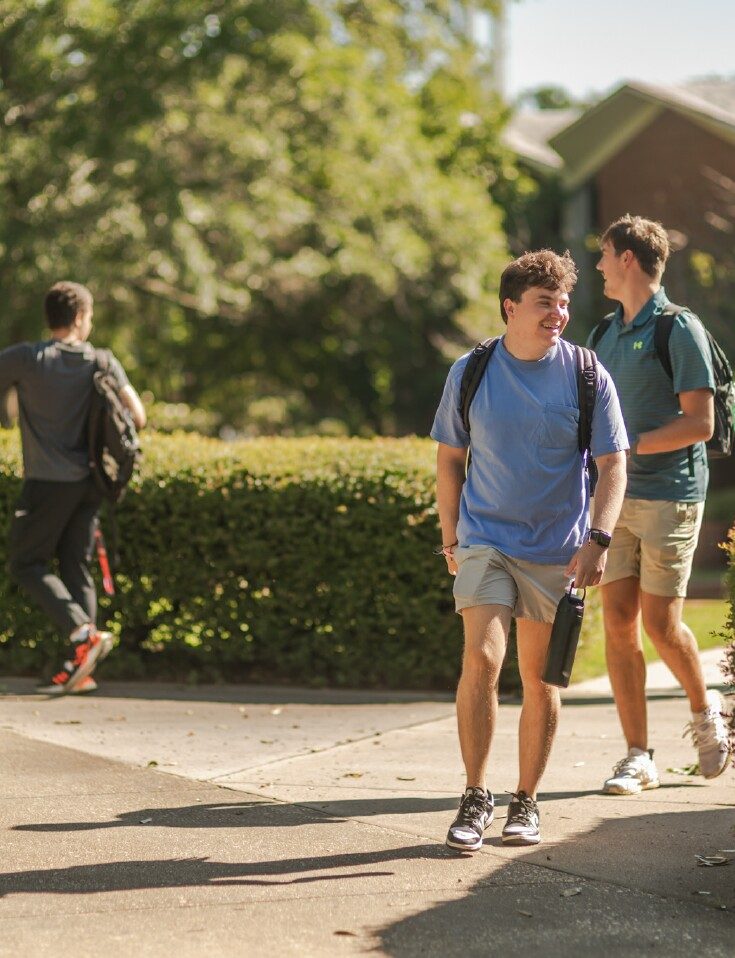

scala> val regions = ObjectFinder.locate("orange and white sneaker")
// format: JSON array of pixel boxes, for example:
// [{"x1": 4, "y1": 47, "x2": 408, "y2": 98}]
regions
[{"x1": 37, "y1": 626, "x2": 113, "y2": 694}]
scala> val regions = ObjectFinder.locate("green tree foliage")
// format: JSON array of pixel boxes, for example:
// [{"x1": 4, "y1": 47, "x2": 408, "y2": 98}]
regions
[{"x1": 0, "y1": 1, "x2": 510, "y2": 435}]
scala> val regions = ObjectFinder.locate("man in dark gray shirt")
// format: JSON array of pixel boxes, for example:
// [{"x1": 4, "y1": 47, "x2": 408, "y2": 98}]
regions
[{"x1": 0, "y1": 281, "x2": 146, "y2": 693}]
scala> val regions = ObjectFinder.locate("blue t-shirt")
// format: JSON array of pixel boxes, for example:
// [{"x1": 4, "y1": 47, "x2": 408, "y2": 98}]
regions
[
  {"x1": 430, "y1": 338, "x2": 628, "y2": 564},
  {"x1": 587, "y1": 288, "x2": 715, "y2": 503}
]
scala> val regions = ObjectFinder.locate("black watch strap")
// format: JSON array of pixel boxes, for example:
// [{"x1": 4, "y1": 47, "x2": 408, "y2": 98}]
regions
[{"x1": 589, "y1": 528, "x2": 612, "y2": 548}]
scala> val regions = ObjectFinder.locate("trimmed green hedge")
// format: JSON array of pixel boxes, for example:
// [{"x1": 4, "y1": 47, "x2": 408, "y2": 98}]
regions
[
  {"x1": 0, "y1": 432, "x2": 605, "y2": 691},
  {"x1": 0, "y1": 433, "x2": 459, "y2": 688}
]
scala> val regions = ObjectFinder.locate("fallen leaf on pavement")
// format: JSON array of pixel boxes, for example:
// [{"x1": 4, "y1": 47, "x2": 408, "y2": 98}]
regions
[
  {"x1": 54, "y1": 720, "x2": 81, "y2": 725},
  {"x1": 333, "y1": 931, "x2": 357, "y2": 937},
  {"x1": 343, "y1": 772, "x2": 363, "y2": 778},
  {"x1": 696, "y1": 855, "x2": 729, "y2": 867},
  {"x1": 396, "y1": 776, "x2": 416, "y2": 781},
  {"x1": 518, "y1": 911, "x2": 533, "y2": 918},
  {"x1": 561, "y1": 888, "x2": 581, "y2": 898},
  {"x1": 140, "y1": 818, "x2": 152, "y2": 824}
]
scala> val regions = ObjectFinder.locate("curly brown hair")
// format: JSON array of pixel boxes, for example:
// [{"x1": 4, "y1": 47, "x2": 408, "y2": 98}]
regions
[
  {"x1": 600, "y1": 215, "x2": 670, "y2": 278},
  {"x1": 499, "y1": 249, "x2": 578, "y2": 323}
]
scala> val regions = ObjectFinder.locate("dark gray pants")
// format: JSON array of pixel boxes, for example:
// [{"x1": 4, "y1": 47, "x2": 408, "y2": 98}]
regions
[{"x1": 8, "y1": 478, "x2": 103, "y2": 637}]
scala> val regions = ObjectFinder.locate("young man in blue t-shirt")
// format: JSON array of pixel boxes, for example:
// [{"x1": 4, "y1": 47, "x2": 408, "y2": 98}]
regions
[
  {"x1": 432, "y1": 250, "x2": 628, "y2": 849},
  {"x1": 591, "y1": 215, "x2": 729, "y2": 793}
]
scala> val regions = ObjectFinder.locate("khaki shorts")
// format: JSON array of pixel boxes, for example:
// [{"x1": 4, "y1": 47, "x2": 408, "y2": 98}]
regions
[
  {"x1": 600, "y1": 498, "x2": 704, "y2": 597},
  {"x1": 453, "y1": 545, "x2": 571, "y2": 624}
]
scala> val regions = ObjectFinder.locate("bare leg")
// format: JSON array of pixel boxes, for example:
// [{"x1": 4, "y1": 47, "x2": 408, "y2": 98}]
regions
[
  {"x1": 456, "y1": 604, "x2": 511, "y2": 789},
  {"x1": 602, "y1": 577, "x2": 647, "y2": 750},
  {"x1": 515, "y1": 618, "x2": 560, "y2": 798},
  {"x1": 641, "y1": 593, "x2": 708, "y2": 713}
]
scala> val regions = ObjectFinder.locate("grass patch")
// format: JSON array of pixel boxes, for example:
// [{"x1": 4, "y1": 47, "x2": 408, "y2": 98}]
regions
[{"x1": 573, "y1": 598, "x2": 729, "y2": 684}]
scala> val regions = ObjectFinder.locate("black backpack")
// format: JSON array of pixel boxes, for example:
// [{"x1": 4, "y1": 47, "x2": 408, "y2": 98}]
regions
[
  {"x1": 87, "y1": 349, "x2": 141, "y2": 502},
  {"x1": 590, "y1": 304, "x2": 734, "y2": 459},
  {"x1": 458, "y1": 338, "x2": 599, "y2": 490}
]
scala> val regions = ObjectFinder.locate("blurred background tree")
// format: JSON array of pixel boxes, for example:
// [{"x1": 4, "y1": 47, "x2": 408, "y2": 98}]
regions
[{"x1": 0, "y1": 0, "x2": 516, "y2": 436}]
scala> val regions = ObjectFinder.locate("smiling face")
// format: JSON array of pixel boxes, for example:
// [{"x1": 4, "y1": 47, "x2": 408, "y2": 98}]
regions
[{"x1": 503, "y1": 285, "x2": 570, "y2": 351}]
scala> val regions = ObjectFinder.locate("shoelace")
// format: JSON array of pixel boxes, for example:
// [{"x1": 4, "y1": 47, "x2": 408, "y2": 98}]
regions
[
  {"x1": 610, "y1": 754, "x2": 650, "y2": 778},
  {"x1": 509, "y1": 795, "x2": 537, "y2": 827},
  {"x1": 457, "y1": 793, "x2": 487, "y2": 825},
  {"x1": 683, "y1": 707, "x2": 729, "y2": 751}
]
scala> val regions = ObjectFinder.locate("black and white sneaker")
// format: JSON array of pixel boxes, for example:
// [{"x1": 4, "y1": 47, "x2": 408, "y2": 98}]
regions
[
  {"x1": 446, "y1": 787, "x2": 494, "y2": 851},
  {"x1": 502, "y1": 791, "x2": 540, "y2": 845}
]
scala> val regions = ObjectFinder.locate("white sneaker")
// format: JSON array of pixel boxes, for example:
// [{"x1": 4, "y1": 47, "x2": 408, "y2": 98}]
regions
[
  {"x1": 603, "y1": 748, "x2": 660, "y2": 795},
  {"x1": 685, "y1": 690, "x2": 731, "y2": 780}
]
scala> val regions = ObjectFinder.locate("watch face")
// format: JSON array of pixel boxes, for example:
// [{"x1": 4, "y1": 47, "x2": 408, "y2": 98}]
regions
[{"x1": 591, "y1": 530, "x2": 611, "y2": 547}]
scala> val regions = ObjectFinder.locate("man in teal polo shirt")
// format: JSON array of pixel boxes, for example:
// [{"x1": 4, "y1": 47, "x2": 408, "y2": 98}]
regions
[{"x1": 590, "y1": 214, "x2": 729, "y2": 794}]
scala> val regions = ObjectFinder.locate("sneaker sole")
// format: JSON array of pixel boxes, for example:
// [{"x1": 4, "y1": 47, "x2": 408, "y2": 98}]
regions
[
  {"x1": 602, "y1": 779, "x2": 660, "y2": 795},
  {"x1": 445, "y1": 836, "x2": 484, "y2": 852},
  {"x1": 502, "y1": 833, "x2": 540, "y2": 846},
  {"x1": 701, "y1": 751, "x2": 732, "y2": 780},
  {"x1": 64, "y1": 638, "x2": 106, "y2": 693},
  {"x1": 445, "y1": 811, "x2": 494, "y2": 852},
  {"x1": 70, "y1": 678, "x2": 98, "y2": 695}
]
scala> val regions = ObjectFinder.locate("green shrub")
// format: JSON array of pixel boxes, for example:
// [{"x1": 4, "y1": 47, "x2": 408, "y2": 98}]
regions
[
  {"x1": 0, "y1": 432, "x2": 607, "y2": 691},
  {"x1": 0, "y1": 433, "x2": 518, "y2": 690}
]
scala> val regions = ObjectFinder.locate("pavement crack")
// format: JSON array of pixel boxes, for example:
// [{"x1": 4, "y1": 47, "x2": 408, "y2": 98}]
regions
[{"x1": 205, "y1": 710, "x2": 454, "y2": 783}]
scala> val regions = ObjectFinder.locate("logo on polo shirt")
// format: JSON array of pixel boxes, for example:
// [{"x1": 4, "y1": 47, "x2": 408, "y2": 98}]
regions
[{"x1": 633, "y1": 340, "x2": 644, "y2": 350}]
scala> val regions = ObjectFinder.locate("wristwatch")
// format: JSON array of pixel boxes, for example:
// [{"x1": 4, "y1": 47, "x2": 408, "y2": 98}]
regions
[{"x1": 588, "y1": 528, "x2": 612, "y2": 549}]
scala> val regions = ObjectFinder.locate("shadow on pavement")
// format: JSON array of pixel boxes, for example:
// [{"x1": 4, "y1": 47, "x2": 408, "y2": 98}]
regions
[
  {"x1": 0, "y1": 843, "x2": 451, "y2": 897},
  {"x1": 375, "y1": 807, "x2": 735, "y2": 957},
  {"x1": 12, "y1": 789, "x2": 622, "y2": 833}
]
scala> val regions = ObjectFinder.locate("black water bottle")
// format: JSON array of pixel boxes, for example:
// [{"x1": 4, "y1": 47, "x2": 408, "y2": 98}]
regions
[{"x1": 543, "y1": 586, "x2": 585, "y2": 688}]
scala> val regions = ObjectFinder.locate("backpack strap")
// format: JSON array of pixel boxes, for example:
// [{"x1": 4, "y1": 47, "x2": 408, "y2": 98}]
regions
[
  {"x1": 94, "y1": 347, "x2": 112, "y2": 373},
  {"x1": 653, "y1": 306, "x2": 681, "y2": 380},
  {"x1": 575, "y1": 345, "x2": 597, "y2": 456},
  {"x1": 589, "y1": 315, "x2": 614, "y2": 351},
  {"x1": 459, "y1": 337, "x2": 500, "y2": 435}
]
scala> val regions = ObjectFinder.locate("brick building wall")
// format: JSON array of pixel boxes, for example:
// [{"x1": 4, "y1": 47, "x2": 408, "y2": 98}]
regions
[
  {"x1": 594, "y1": 109, "x2": 735, "y2": 308},
  {"x1": 594, "y1": 107, "x2": 735, "y2": 518}
]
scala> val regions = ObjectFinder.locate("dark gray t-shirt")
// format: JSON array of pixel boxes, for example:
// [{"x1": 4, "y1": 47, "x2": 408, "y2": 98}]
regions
[{"x1": 0, "y1": 340, "x2": 129, "y2": 481}]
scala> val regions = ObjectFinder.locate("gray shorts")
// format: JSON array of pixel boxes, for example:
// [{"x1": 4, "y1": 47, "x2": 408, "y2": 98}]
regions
[{"x1": 453, "y1": 545, "x2": 572, "y2": 624}]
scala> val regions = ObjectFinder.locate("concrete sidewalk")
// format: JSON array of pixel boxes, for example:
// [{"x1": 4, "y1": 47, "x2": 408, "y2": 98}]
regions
[{"x1": 0, "y1": 661, "x2": 733, "y2": 957}]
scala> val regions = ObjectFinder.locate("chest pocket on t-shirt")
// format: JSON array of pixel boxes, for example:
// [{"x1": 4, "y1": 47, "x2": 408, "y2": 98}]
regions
[{"x1": 537, "y1": 403, "x2": 579, "y2": 449}]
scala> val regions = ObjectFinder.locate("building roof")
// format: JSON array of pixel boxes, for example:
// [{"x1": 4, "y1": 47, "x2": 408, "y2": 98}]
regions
[
  {"x1": 501, "y1": 108, "x2": 581, "y2": 172},
  {"x1": 503, "y1": 78, "x2": 735, "y2": 184},
  {"x1": 548, "y1": 79, "x2": 735, "y2": 188}
]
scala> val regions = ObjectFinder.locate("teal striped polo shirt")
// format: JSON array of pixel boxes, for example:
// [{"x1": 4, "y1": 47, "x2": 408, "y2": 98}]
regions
[{"x1": 587, "y1": 288, "x2": 715, "y2": 503}]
